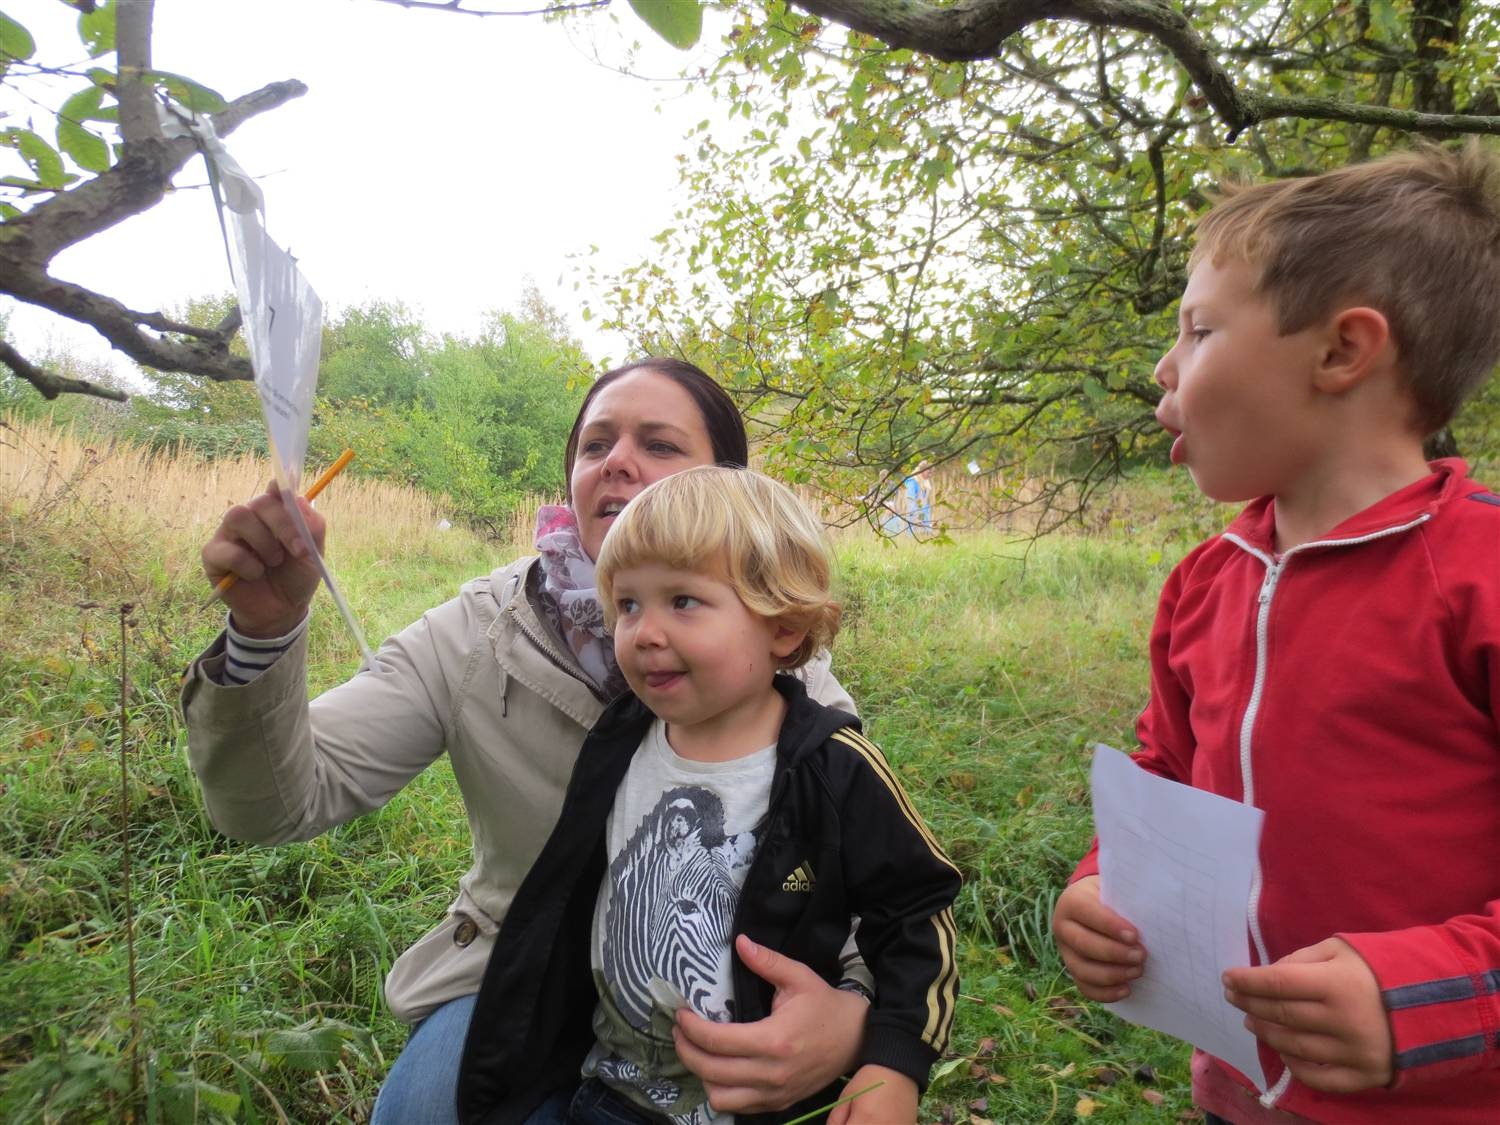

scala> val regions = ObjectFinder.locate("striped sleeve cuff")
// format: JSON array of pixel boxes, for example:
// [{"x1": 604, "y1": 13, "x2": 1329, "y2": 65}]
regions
[
  {"x1": 1340, "y1": 927, "x2": 1500, "y2": 1085},
  {"x1": 221, "y1": 612, "x2": 309, "y2": 685}
]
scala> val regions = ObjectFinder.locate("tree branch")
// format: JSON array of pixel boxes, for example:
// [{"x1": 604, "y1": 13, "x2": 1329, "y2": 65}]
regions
[
  {"x1": 1251, "y1": 94, "x2": 1500, "y2": 136},
  {"x1": 0, "y1": 339, "x2": 128, "y2": 401},
  {"x1": 791, "y1": 0, "x2": 1253, "y2": 130},
  {"x1": 367, "y1": 0, "x2": 610, "y2": 15},
  {"x1": 3, "y1": 77, "x2": 308, "y2": 263},
  {"x1": 2, "y1": 269, "x2": 252, "y2": 382},
  {"x1": 788, "y1": 0, "x2": 1500, "y2": 141}
]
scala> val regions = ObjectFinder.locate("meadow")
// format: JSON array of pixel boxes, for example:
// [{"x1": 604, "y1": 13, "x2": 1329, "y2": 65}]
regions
[{"x1": 1, "y1": 416, "x2": 1227, "y2": 1123}]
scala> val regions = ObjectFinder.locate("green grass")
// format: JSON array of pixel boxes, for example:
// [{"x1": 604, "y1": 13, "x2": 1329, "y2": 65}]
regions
[{"x1": 1, "y1": 467, "x2": 1215, "y2": 1122}]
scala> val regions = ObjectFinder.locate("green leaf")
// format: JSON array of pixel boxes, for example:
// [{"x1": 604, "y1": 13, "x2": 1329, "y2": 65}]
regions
[
  {"x1": 263, "y1": 1025, "x2": 347, "y2": 1071},
  {"x1": 848, "y1": 71, "x2": 868, "y2": 112},
  {"x1": 1367, "y1": 0, "x2": 1402, "y2": 42},
  {"x1": 58, "y1": 86, "x2": 111, "y2": 172},
  {"x1": 58, "y1": 117, "x2": 109, "y2": 173},
  {"x1": 927, "y1": 1055, "x2": 969, "y2": 1091},
  {"x1": 628, "y1": 0, "x2": 702, "y2": 50},
  {"x1": 932, "y1": 65, "x2": 963, "y2": 99},
  {"x1": 78, "y1": 0, "x2": 116, "y2": 58},
  {"x1": 62, "y1": 85, "x2": 107, "y2": 122},
  {"x1": 149, "y1": 70, "x2": 228, "y2": 113},
  {"x1": 0, "y1": 11, "x2": 35, "y2": 64},
  {"x1": 159, "y1": 1072, "x2": 240, "y2": 1124},
  {"x1": 13, "y1": 130, "x2": 67, "y2": 188}
]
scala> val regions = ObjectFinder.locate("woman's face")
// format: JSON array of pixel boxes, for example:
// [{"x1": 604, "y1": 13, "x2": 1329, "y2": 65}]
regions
[{"x1": 570, "y1": 369, "x2": 716, "y2": 560}]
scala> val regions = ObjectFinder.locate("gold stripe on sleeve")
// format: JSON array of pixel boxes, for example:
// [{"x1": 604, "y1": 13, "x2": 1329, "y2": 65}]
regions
[
  {"x1": 830, "y1": 729, "x2": 961, "y2": 876},
  {"x1": 923, "y1": 907, "x2": 959, "y2": 1048}
]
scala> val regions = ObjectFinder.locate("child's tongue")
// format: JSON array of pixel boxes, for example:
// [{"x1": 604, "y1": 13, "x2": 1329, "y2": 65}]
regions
[{"x1": 1169, "y1": 433, "x2": 1187, "y2": 465}]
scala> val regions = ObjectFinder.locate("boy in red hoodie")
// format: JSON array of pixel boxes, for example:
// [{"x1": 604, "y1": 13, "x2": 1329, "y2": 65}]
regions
[{"x1": 1053, "y1": 142, "x2": 1500, "y2": 1124}]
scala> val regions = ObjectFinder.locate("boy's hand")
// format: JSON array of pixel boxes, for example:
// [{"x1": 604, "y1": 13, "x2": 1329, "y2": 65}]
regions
[
  {"x1": 827, "y1": 1065, "x2": 917, "y2": 1125},
  {"x1": 1052, "y1": 875, "x2": 1146, "y2": 1001},
  {"x1": 1224, "y1": 937, "x2": 1393, "y2": 1093}
]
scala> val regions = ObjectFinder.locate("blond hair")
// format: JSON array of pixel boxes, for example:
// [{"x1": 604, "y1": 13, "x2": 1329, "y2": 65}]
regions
[
  {"x1": 595, "y1": 466, "x2": 840, "y2": 669},
  {"x1": 1191, "y1": 140, "x2": 1500, "y2": 433}
]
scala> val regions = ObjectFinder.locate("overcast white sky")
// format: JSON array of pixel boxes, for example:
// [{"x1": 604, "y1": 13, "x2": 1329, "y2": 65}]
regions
[{"x1": 3, "y1": 0, "x2": 726, "y2": 379}]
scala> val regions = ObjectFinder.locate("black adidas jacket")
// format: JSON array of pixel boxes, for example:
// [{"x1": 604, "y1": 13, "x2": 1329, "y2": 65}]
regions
[{"x1": 456, "y1": 675, "x2": 962, "y2": 1125}]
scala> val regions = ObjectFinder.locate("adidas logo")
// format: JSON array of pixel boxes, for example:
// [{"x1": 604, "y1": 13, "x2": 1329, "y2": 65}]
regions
[{"x1": 782, "y1": 862, "x2": 816, "y2": 893}]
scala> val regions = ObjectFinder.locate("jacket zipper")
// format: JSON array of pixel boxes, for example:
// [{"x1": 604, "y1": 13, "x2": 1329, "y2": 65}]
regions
[
  {"x1": 1224, "y1": 514, "x2": 1430, "y2": 1107},
  {"x1": 512, "y1": 610, "x2": 594, "y2": 690}
]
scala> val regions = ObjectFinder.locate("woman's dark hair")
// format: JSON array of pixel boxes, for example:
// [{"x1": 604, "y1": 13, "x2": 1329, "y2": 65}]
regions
[{"x1": 563, "y1": 358, "x2": 748, "y2": 498}]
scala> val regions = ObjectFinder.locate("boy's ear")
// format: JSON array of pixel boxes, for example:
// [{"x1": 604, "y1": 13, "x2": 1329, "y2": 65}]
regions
[
  {"x1": 770, "y1": 621, "x2": 808, "y2": 663},
  {"x1": 1314, "y1": 306, "x2": 1393, "y2": 395}
]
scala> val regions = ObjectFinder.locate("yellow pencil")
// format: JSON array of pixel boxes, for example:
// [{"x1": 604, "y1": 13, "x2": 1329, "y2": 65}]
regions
[{"x1": 203, "y1": 448, "x2": 355, "y2": 607}]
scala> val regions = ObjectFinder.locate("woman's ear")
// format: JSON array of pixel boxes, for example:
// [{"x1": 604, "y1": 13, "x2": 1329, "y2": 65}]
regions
[{"x1": 1315, "y1": 306, "x2": 1393, "y2": 395}]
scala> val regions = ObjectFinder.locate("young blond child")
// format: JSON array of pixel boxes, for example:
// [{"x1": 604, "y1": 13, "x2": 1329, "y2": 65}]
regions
[
  {"x1": 460, "y1": 466, "x2": 961, "y2": 1125},
  {"x1": 1053, "y1": 141, "x2": 1500, "y2": 1124}
]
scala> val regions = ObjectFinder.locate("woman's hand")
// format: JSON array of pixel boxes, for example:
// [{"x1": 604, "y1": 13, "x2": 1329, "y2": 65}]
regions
[
  {"x1": 201, "y1": 481, "x2": 326, "y2": 638},
  {"x1": 674, "y1": 935, "x2": 867, "y2": 1114}
]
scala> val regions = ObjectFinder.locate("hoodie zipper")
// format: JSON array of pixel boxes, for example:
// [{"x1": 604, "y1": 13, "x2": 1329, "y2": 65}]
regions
[{"x1": 1223, "y1": 514, "x2": 1430, "y2": 1107}]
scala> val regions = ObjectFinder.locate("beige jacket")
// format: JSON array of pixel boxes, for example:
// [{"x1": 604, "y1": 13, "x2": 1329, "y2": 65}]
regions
[{"x1": 182, "y1": 556, "x2": 854, "y2": 1024}]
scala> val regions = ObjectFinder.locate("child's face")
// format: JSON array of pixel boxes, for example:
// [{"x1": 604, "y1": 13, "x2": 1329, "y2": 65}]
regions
[
  {"x1": 610, "y1": 561, "x2": 800, "y2": 742},
  {"x1": 1153, "y1": 258, "x2": 1327, "y2": 503}
]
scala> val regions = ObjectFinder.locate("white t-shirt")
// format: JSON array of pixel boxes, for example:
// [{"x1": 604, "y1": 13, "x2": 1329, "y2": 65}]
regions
[{"x1": 583, "y1": 719, "x2": 776, "y2": 1124}]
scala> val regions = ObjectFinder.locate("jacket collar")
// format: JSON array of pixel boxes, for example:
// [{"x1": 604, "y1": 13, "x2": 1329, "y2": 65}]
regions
[
  {"x1": 1223, "y1": 458, "x2": 1472, "y2": 555},
  {"x1": 588, "y1": 672, "x2": 859, "y2": 774}
]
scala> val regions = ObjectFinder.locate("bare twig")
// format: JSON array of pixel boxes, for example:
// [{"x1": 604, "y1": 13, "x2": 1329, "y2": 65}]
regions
[
  {"x1": 0, "y1": 339, "x2": 127, "y2": 401},
  {"x1": 117, "y1": 603, "x2": 140, "y2": 1105}
]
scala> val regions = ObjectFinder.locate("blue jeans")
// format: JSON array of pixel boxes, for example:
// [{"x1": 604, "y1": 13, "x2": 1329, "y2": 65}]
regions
[
  {"x1": 482, "y1": 1079, "x2": 663, "y2": 1124},
  {"x1": 370, "y1": 995, "x2": 656, "y2": 1125},
  {"x1": 564, "y1": 1079, "x2": 669, "y2": 1124},
  {"x1": 371, "y1": 994, "x2": 477, "y2": 1125}
]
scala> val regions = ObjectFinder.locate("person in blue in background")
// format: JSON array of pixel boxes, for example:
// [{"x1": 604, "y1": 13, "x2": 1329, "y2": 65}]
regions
[{"x1": 901, "y1": 462, "x2": 933, "y2": 535}]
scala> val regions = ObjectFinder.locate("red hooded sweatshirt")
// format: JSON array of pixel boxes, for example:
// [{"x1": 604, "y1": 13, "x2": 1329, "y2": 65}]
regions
[{"x1": 1074, "y1": 460, "x2": 1500, "y2": 1123}]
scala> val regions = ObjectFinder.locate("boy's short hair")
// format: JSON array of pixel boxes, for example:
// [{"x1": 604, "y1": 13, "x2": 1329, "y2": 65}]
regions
[
  {"x1": 595, "y1": 466, "x2": 841, "y2": 669},
  {"x1": 1191, "y1": 140, "x2": 1500, "y2": 434}
]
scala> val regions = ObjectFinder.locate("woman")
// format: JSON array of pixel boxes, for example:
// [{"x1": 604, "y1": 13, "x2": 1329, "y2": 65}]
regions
[{"x1": 183, "y1": 359, "x2": 869, "y2": 1124}]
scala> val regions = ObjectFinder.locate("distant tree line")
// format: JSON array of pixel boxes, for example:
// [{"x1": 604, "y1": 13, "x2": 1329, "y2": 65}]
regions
[{"x1": 1, "y1": 286, "x2": 590, "y2": 536}]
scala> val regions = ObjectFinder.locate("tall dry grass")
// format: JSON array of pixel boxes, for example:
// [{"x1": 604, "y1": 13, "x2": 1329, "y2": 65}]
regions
[
  {"x1": 0, "y1": 415, "x2": 509, "y2": 665},
  {"x1": 2, "y1": 415, "x2": 460, "y2": 550}
]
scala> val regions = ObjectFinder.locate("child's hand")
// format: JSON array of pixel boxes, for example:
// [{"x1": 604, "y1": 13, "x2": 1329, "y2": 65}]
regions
[
  {"x1": 827, "y1": 1065, "x2": 917, "y2": 1125},
  {"x1": 1223, "y1": 937, "x2": 1393, "y2": 1093},
  {"x1": 1052, "y1": 875, "x2": 1146, "y2": 1001}
]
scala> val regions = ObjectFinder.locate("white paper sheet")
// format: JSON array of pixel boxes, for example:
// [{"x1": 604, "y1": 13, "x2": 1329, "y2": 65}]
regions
[
  {"x1": 1090, "y1": 744, "x2": 1267, "y2": 1090},
  {"x1": 172, "y1": 106, "x2": 375, "y2": 669}
]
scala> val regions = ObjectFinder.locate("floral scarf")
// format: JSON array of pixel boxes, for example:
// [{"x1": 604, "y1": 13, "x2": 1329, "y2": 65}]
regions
[{"x1": 534, "y1": 505, "x2": 627, "y2": 698}]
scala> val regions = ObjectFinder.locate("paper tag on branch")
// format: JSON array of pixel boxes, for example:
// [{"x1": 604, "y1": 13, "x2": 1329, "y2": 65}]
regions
[{"x1": 187, "y1": 110, "x2": 374, "y2": 668}]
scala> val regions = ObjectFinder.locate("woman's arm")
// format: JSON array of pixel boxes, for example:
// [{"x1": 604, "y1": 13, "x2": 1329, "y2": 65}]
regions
[
  {"x1": 183, "y1": 598, "x2": 463, "y2": 843},
  {"x1": 185, "y1": 483, "x2": 479, "y2": 843}
]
